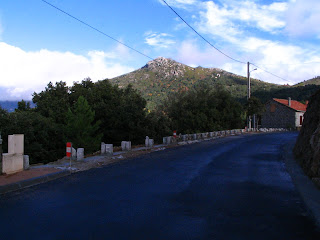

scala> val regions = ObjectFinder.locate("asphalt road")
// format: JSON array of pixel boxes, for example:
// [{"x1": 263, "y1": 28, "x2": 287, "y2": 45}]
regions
[{"x1": 1, "y1": 132, "x2": 320, "y2": 240}]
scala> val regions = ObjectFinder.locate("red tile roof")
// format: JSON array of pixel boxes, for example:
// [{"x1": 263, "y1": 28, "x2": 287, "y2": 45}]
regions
[{"x1": 273, "y1": 98, "x2": 307, "y2": 111}]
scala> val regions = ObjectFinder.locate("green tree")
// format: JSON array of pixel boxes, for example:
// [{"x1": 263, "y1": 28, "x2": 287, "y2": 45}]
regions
[
  {"x1": 163, "y1": 85, "x2": 244, "y2": 133},
  {"x1": 32, "y1": 81, "x2": 70, "y2": 124},
  {"x1": 66, "y1": 96, "x2": 102, "y2": 153},
  {"x1": 1, "y1": 111, "x2": 65, "y2": 164},
  {"x1": 16, "y1": 100, "x2": 31, "y2": 112},
  {"x1": 246, "y1": 97, "x2": 264, "y2": 116}
]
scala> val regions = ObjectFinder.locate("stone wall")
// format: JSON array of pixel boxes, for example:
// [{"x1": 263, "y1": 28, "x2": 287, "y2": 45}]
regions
[
  {"x1": 294, "y1": 90, "x2": 320, "y2": 178},
  {"x1": 261, "y1": 100, "x2": 296, "y2": 128}
]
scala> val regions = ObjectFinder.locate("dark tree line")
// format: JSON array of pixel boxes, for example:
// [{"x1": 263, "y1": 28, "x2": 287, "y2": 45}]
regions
[{"x1": 0, "y1": 78, "x2": 252, "y2": 164}]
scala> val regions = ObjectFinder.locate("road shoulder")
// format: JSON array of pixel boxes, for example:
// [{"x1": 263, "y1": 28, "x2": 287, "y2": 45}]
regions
[{"x1": 283, "y1": 140, "x2": 320, "y2": 229}]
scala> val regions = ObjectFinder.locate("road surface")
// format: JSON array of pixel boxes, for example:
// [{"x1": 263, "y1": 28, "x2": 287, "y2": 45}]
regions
[{"x1": 1, "y1": 132, "x2": 319, "y2": 239}]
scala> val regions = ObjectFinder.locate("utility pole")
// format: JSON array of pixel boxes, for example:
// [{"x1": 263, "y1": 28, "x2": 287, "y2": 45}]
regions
[
  {"x1": 0, "y1": 133, "x2": 2, "y2": 174},
  {"x1": 247, "y1": 62, "x2": 250, "y2": 100},
  {"x1": 247, "y1": 62, "x2": 251, "y2": 130}
]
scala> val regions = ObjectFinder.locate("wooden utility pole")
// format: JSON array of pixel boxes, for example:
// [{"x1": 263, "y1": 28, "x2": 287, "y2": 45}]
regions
[
  {"x1": 247, "y1": 62, "x2": 250, "y2": 100},
  {"x1": 247, "y1": 62, "x2": 251, "y2": 129}
]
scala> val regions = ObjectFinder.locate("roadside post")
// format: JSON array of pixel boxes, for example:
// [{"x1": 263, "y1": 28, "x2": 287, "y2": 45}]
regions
[
  {"x1": 0, "y1": 133, "x2": 2, "y2": 174},
  {"x1": 66, "y1": 142, "x2": 72, "y2": 170}
]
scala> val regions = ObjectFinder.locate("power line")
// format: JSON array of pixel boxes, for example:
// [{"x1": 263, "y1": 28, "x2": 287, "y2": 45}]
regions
[
  {"x1": 41, "y1": 0, "x2": 153, "y2": 60},
  {"x1": 252, "y1": 61, "x2": 320, "y2": 66},
  {"x1": 250, "y1": 62, "x2": 294, "y2": 84},
  {"x1": 161, "y1": 0, "x2": 246, "y2": 65},
  {"x1": 161, "y1": 0, "x2": 303, "y2": 83}
]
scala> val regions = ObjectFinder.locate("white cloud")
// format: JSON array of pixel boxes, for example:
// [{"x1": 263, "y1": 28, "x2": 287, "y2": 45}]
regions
[
  {"x1": 196, "y1": 0, "x2": 287, "y2": 42},
  {"x1": 221, "y1": 37, "x2": 320, "y2": 85},
  {"x1": 0, "y1": 42, "x2": 134, "y2": 100},
  {"x1": 158, "y1": 0, "x2": 198, "y2": 9},
  {"x1": 175, "y1": 39, "x2": 231, "y2": 67},
  {"x1": 145, "y1": 32, "x2": 176, "y2": 48},
  {"x1": 286, "y1": 0, "x2": 320, "y2": 38}
]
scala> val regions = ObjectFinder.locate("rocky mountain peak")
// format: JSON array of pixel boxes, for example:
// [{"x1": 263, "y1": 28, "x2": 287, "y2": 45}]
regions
[{"x1": 142, "y1": 57, "x2": 191, "y2": 78}]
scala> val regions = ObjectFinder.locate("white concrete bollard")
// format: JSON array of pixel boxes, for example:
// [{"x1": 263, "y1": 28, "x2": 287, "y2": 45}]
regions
[
  {"x1": 121, "y1": 141, "x2": 131, "y2": 151},
  {"x1": 8, "y1": 134, "x2": 24, "y2": 155},
  {"x1": 72, "y1": 147, "x2": 77, "y2": 160},
  {"x1": 2, "y1": 154, "x2": 23, "y2": 174},
  {"x1": 23, "y1": 155, "x2": 29, "y2": 170},
  {"x1": 105, "y1": 144, "x2": 113, "y2": 155},
  {"x1": 2, "y1": 134, "x2": 24, "y2": 174},
  {"x1": 101, "y1": 142, "x2": 106, "y2": 155},
  {"x1": 77, "y1": 148, "x2": 84, "y2": 161}
]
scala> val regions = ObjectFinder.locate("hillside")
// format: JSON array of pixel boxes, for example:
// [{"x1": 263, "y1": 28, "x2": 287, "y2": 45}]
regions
[
  {"x1": 294, "y1": 76, "x2": 320, "y2": 87},
  {"x1": 294, "y1": 89, "x2": 320, "y2": 179},
  {"x1": 110, "y1": 57, "x2": 285, "y2": 109}
]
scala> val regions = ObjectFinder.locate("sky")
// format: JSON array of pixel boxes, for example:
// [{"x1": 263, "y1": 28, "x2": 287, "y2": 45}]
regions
[{"x1": 0, "y1": 0, "x2": 320, "y2": 100}]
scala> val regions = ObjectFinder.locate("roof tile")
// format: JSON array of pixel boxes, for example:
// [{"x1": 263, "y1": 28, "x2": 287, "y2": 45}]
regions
[{"x1": 273, "y1": 98, "x2": 307, "y2": 111}]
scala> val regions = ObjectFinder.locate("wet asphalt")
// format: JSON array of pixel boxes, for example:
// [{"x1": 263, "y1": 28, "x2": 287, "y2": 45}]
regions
[{"x1": 0, "y1": 132, "x2": 319, "y2": 240}]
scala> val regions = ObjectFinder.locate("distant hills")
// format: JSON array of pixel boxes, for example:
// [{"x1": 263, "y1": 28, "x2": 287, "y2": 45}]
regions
[
  {"x1": 1, "y1": 58, "x2": 319, "y2": 112},
  {"x1": 110, "y1": 57, "x2": 320, "y2": 109},
  {"x1": 0, "y1": 101, "x2": 35, "y2": 112}
]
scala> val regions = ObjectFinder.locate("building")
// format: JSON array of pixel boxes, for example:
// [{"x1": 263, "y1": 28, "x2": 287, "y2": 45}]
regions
[{"x1": 261, "y1": 98, "x2": 308, "y2": 129}]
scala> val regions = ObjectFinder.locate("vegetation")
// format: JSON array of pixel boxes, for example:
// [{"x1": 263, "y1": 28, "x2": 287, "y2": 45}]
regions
[
  {"x1": 66, "y1": 96, "x2": 102, "y2": 153},
  {"x1": 0, "y1": 58, "x2": 317, "y2": 165}
]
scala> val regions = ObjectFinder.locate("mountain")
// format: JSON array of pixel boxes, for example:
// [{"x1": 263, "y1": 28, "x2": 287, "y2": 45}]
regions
[
  {"x1": 0, "y1": 101, "x2": 35, "y2": 112},
  {"x1": 294, "y1": 76, "x2": 320, "y2": 87},
  {"x1": 110, "y1": 57, "x2": 287, "y2": 109}
]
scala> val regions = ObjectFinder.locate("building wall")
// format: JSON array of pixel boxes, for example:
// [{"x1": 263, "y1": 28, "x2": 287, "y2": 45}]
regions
[
  {"x1": 261, "y1": 100, "x2": 296, "y2": 128},
  {"x1": 295, "y1": 112, "x2": 305, "y2": 127}
]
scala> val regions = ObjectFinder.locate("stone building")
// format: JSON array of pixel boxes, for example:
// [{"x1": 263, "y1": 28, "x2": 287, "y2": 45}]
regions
[{"x1": 261, "y1": 98, "x2": 308, "y2": 129}]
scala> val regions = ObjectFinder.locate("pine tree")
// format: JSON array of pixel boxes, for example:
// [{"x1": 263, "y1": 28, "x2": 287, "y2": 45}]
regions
[{"x1": 66, "y1": 96, "x2": 102, "y2": 153}]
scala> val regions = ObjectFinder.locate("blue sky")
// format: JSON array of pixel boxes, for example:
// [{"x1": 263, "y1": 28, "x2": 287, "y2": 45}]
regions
[{"x1": 0, "y1": 0, "x2": 320, "y2": 100}]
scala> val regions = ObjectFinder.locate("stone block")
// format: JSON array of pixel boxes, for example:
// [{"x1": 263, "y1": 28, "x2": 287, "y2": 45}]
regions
[
  {"x1": 193, "y1": 134, "x2": 197, "y2": 140},
  {"x1": 8, "y1": 134, "x2": 24, "y2": 155},
  {"x1": 105, "y1": 144, "x2": 113, "y2": 155},
  {"x1": 121, "y1": 141, "x2": 131, "y2": 151},
  {"x1": 181, "y1": 135, "x2": 187, "y2": 142},
  {"x1": 72, "y1": 148, "x2": 77, "y2": 160},
  {"x1": 23, "y1": 155, "x2": 29, "y2": 170},
  {"x1": 101, "y1": 142, "x2": 106, "y2": 155},
  {"x1": 77, "y1": 148, "x2": 84, "y2": 161},
  {"x1": 2, "y1": 153, "x2": 23, "y2": 174}
]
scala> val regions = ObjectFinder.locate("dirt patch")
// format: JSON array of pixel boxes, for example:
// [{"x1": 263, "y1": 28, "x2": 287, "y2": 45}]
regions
[{"x1": 0, "y1": 168, "x2": 61, "y2": 186}]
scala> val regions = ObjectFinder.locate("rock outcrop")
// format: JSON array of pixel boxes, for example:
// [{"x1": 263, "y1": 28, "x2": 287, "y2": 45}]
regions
[{"x1": 294, "y1": 89, "x2": 320, "y2": 178}]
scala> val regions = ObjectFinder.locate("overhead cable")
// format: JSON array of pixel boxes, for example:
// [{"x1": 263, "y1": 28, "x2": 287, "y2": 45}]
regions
[
  {"x1": 250, "y1": 63, "x2": 294, "y2": 84},
  {"x1": 161, "y1": 0, "x2": 246, "y2": 64},
  {"x1": 41, "y1": 0, "x2": 153, "y2": 60}
]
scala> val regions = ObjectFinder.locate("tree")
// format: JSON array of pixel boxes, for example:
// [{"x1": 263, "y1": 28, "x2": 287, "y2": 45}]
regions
[
  {"x1": 246, "y1": 97, "x2": 264, "y2": 116},
  {"x1": 66, "y1": 96, "x2": 102, "y2": 153},
  {"x1": 16, "y1": 100, "x2": 31, "y2": 111},
  {"x1": 163, "y1": 85, "x2": 244, "y2": 133},
  {"x1": 1, "y1": 111, "x2": 65, "y2": 164},
  {"x1": 32, "y1": 81, "x2": 70, "y2": 125}
]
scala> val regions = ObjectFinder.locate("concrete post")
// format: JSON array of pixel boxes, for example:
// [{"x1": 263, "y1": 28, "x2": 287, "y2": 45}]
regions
[
  {"x1": 77, "y1": 148, "x2": 84, "y2": 161},
  {"x1": 193, "y1": 134, "x2": 197, "y2": 140},
  {"x1": 145, "y1": 136, "x2": 150, "y2": 148},
  {"x1": 105, "y1": 144, "x2": 113, "y2": 155},
  {"x1": 0, "y1": 134, "x2": 2, "y2": 174},
  {"x1": 2, "y1": 134, "x2": 24, "y2": 174},
  {"x1": 72, "y1": 147, "x2": 77, "y2": 160},
  {"x1": 121, "y1": 141, "x2": 131, "y2": 151},
  {"x1": 23, "y1": 155, "x2": 29, "y2": 170},
  {"x1": 101, "y1": 142, "x2": 106, "y2": 155}
]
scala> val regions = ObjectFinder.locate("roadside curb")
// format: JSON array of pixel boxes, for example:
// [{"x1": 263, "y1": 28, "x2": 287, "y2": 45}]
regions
[
  {"x1": 0, "y1": 170, "x2": 71, "y2": 195},
  {"x1": 283, "y1": 141, "x2": 320, "y2": 229}
]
